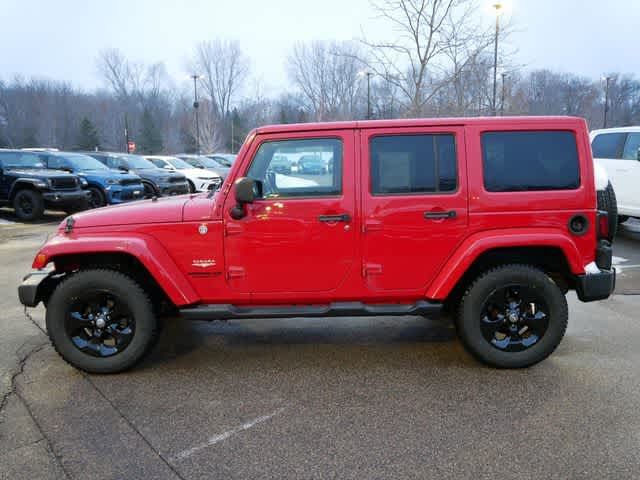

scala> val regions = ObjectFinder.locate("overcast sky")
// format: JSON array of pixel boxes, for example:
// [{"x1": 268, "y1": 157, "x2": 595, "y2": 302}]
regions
[{"x1": 1, "y1": 0, "x2": 638, "y2": 95}]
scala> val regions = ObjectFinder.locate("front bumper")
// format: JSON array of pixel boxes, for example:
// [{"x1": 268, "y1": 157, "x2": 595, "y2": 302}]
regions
[
  {"x1": 18, "y1": 271, "x2": 57, "y2": 307},
  {"x1": 42, "y1": 190, "x2": 91, "y2": 206},
  {"x1": 106, "y1": 184, "x2": 144, "y2": 203},
  {"x1": 159, "y1": 182, "x2": 190, "y2": 196},
  {"x1": 575, "y1": 269, "x2": 616, "y2": 302}
]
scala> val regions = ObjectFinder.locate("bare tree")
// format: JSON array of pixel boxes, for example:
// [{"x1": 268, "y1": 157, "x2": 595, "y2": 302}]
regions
[
  {"x1": 193, "y1": 39, "x2": 249, "y2": 119},
  {"x1": 287, "y1": 40, "x2": 366, "y2": 121},
  {"x1": 361, "y1": 0, "x2": 495, "y2": 116}
]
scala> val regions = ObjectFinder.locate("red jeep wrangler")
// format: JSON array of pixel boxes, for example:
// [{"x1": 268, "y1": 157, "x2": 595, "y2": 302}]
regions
[{"x1": 19, "y1": 117, "x2": 615, "y2": 373}]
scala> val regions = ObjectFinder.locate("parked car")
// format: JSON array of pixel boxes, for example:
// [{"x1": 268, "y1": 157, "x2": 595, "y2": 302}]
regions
[
  {"x1": 0, "y1": 149, "x2": 89, "y2": 220},
  {"x1": 86, "y1": 152, "x2": 190, "y2": 198},
  {"x1": 19, "y1": 116, "x2": 614, "y2": 373},
  {"x1": 298, "y1": 155, "x2": 326, "y2": 174},
  {"x1": 145, "y1": 155, "x2": 222, "y2": 192},
  {"x1": 33, "y1": 151, "x2": 145, "y2": 208},
  {"x1": 269, "y1": 155, "x2": 292, "y2": 174},
  {"x1": 590, "y1": 127, "x2": 640, "y2": 225},
  {"x1": 206, "y1": 153, "x2": 237, "y2": 167},
  {"x1": 175, "y1": 154, "x2": 230, "y2": 179}
]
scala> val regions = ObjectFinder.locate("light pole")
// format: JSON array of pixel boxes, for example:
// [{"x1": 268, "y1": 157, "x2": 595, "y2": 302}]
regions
[
  {"x1": 491, "y1": 2, "x2": 504, "y2": 116},
  {"x1": 191, "y1": 74, "x2": 202, "y2": 154},
  {"x1": 603, "y1": 76, "x2": 611, "y2": 128},
  {"x1": 358, "y1": 71, "x2": 373, "y2": 120},
  {"x1": 500, "y1": 72, "x2": 507, "y2": 116}
]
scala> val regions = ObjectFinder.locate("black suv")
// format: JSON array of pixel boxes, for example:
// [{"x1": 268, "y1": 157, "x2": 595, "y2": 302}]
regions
[
  {"x1": 0, "y1": 150, "x2": 89, "y2": 220},
  {"x1": 86, "y1": 152, "x2": 190, "y2": 198}
]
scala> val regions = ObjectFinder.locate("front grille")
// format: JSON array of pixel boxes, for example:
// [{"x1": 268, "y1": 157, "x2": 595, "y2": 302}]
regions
[
  {"x1": 50, "y1": 177, "x2": 78, "y2": 190},
  {"x1": 120, "y1": 178, "x2": 141, "y2": 186},
  {"x1": 169, "y1": 176, "x2": 186, "y2": 183}
]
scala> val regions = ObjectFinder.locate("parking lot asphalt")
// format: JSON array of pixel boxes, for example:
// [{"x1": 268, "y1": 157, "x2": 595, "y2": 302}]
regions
[{"x1": 2, "y1": 210, "x2": 640, "y2": 479}]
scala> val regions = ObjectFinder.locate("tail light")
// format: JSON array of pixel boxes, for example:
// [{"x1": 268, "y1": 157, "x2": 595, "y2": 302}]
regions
[{"x1": 597, "y1": 210, "x2": 609, "y2": 240}]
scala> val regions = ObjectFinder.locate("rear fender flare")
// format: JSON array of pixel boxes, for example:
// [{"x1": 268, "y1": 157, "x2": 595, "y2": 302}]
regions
[{"x1": 425, "y1": 229, "x2": 585, "y2": 300}]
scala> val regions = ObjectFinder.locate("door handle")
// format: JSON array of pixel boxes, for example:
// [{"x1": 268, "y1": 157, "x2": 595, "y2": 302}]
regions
[
  {"x1": 424, "y1": 210, "x2": 457, "y2": 220},
  {"x1": 319, "y1": 213, "x2": 351, "y2": 223}
]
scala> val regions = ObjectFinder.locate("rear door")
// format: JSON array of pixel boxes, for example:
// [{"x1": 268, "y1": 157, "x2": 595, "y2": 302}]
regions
[
  {"x1": 223, "y1": 130, "x2": 357, "y2": 296},
  {"x1": 360, "y1": 126, "x2": 468, "y2": 293}
]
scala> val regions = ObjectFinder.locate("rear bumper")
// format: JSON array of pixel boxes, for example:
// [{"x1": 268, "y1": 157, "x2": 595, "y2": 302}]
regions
[{"x1": 575, "y1": 269, "x2": 616, "y2": 302}]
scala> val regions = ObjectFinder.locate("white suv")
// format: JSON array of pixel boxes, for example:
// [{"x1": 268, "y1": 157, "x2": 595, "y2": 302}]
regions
[
  {"x1": 591, "y1": 127, "x2": 640, "y2": 223},
  {"x1": 145, "y1": 155, "x2": 222, "y2": 193}
]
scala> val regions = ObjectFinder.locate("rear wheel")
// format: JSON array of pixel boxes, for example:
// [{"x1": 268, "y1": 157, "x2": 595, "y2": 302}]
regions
[
  {"x1": 46, "y1": 269, "x2": 159, "y2": 373},
  {"x1": 13, "y1": 189, "x2": 45, "y2": 221},
  {"x1": 597, "y1": 181, "x2": 618, "y2": 241},
  {"x1": 88, "y1": 187, "x2": 106, "y2": 208},
  {"x1": 456, "y1": 265, "x2": 568, "y2": 368}
]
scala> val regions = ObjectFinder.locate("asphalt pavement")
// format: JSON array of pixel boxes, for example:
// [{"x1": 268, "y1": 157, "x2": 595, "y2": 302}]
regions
[{"x1": 1, "y1": 211, "x2": 640, "y2": 479}]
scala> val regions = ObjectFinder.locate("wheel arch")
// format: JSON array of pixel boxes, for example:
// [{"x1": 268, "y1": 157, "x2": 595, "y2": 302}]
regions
[
  {"x1": 427, "y1": 230, "x2": 584, "y2": 302},
  {"x1": 9, "y1": 179, "x2": 41, "y2": 201},
  {"x1": 37, "y1": 234, "x2": 199, "y2": 308}
]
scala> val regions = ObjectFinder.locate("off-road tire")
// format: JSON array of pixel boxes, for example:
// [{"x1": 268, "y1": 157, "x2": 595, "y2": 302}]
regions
[
  {"x1": 456, "y1": 264, "x2": 568, "y2": 369},
  {"x1": 13, "y1": 189, "x2": 45, "y2": 221},
  {"x1": 597, "y1": 181, "x2": 618, "y2": 242},
  {"x1": 46, "y1": 269, "x2": 159, "y2": 373}
]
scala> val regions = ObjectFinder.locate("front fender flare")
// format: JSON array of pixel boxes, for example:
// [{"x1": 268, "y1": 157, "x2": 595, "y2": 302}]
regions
[
  {"x1": 425, "y1": 228, "x2": 585, "y2": 300},
  {"x1": 37, "y1": 232, "x2": 199, "y2": 306}
]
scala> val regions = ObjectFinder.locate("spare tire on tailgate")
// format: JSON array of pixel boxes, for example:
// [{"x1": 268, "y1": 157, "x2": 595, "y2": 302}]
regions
[{"x1": 597, "y1": 181, "x2": 618, "y2": 242}]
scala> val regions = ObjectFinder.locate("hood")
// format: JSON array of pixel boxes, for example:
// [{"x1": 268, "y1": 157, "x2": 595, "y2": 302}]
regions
[
  {"x1": 6, "y1": 168, "x2": 76, "y2": 179},
  {"x1": 64, "y1": 194, "x2": 193, "y2": 229},
  {"x1": 78, "y1": 169, "x2": 141, "y2": 182},
  {"x1": 182, "y1": 168, "x2": 219, "y2": 179},
  {"x1": 130, "y1": 168, "x2": 186, "y2": 182}
]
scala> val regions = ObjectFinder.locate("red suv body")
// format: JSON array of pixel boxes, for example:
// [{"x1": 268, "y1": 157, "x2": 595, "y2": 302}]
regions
[{"x1": 19, "y1": 117, "x2": 615, "y2": 372}]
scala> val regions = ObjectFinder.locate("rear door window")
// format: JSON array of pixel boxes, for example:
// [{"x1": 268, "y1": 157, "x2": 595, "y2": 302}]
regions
[
  {"x1": 591, "y1": 132, "x2": 626, "y2": 159},
  {"x1": 369, "y1": 134, "x2": 457, "y2": 194},
  {"x1": 622, "y1": 133, "x2": 640, "y2": 160},
  {"x1": 482, "y1": 131, "x2": 580, "y2": 192}
]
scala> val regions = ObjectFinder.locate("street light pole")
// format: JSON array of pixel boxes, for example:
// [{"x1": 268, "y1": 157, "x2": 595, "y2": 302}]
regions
[
  {"x1": 603, "y1": 76, "x2": 611, "y2": 129},
  {"x1": 500, "y1": 72, "x2": 507, "y2": 116},
  {"x1": 366, "y1": 72, "x2": 372, "y2": 120},
  {"x1": 491, "y1": 2, "x2": 503, "y2": 116},
  {"x1": 191, "y1": 74, "x2": 201, "y2": 154}
]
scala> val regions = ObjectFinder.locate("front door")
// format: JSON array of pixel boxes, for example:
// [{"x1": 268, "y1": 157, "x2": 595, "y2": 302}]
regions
[
  {"x1": 361, "y1": 127, "x2": 468, "y2": 293},
  {"x1": 223, "y1": 131, "x2": 357, "y2": 296}
]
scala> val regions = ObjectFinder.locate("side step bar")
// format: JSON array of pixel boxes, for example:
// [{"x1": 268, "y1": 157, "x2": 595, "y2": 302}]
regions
[{"x1": 179, "y1": 300, "x2": 442, "y2": 321}]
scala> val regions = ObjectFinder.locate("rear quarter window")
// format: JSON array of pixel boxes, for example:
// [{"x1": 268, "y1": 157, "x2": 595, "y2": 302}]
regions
[
  {"x1": 481, "y1": 131, "x2": 580, "y2": 192},
  {"x1": 591, "y1": 132, "x2": 625, "y2": 159}
]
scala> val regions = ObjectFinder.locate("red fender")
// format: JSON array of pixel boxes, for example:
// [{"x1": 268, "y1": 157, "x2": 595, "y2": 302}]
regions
[
  {"x1": 425, "y1": 228, "x2": 586, "y2": 300},
  {"x1": 34, "y1": 232, "x2": 199, "y2": 306}
]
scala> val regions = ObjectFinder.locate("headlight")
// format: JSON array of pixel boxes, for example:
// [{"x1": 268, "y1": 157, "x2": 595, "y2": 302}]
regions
[
  {"x1": 34, "y1": 180, "x2": 48, "y2": 188},
  {"x1": 79, "y1": 178, "x2": 88, "y2": 187},
  {"x1": 106, "y1": 178, "x2": 119, "y2": 185},
  {"x1": 159, "y1": 177, "x2": 171, "y2": 183}
]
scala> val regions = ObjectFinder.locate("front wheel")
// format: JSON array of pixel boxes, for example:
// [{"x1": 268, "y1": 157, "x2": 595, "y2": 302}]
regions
[
  {"x1": 87, "y1": 187, "x2": 106, "y2": 208},
  {"x1": 13, "y1": 189, "x2": 45, "y2": 221},
  {"x1": 456, "y1": 265, "x2": 568, "y2": 368},
  {"x1": 46, "y1": 269, "x2": 159, "y2": 373}
]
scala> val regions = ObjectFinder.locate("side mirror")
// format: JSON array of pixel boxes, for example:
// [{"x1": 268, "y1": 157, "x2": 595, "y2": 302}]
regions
[
  {"x1": 118, "y1": 165, "x2": 129, "y2": 172},
  {"x1": 163, "y1": 165, "x2": 173, "y2": 170},
  {"x1": 230, "y1": 177, "x2": 261, "y2": 220}
]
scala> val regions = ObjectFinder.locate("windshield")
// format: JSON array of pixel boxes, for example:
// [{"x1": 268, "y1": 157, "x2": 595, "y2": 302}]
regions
[
  {"x1": 209, "y1": 154, "x2": 236, "y2": 167},
  {"x1": 0, "y1": 152, "x2": 45, "y2": 168},
  {"x1": 196, "y1": 156, "x2": 225, "y2": 169},
  {"x1": 116, "y1": 154, "x2": 157, "y2": 169},
  {"x1": 165, "y1": 157, "x2": 194, "y2": 170},
  {"x1": 62, "y1": 154, "x2": 110, "y2": 170}
]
